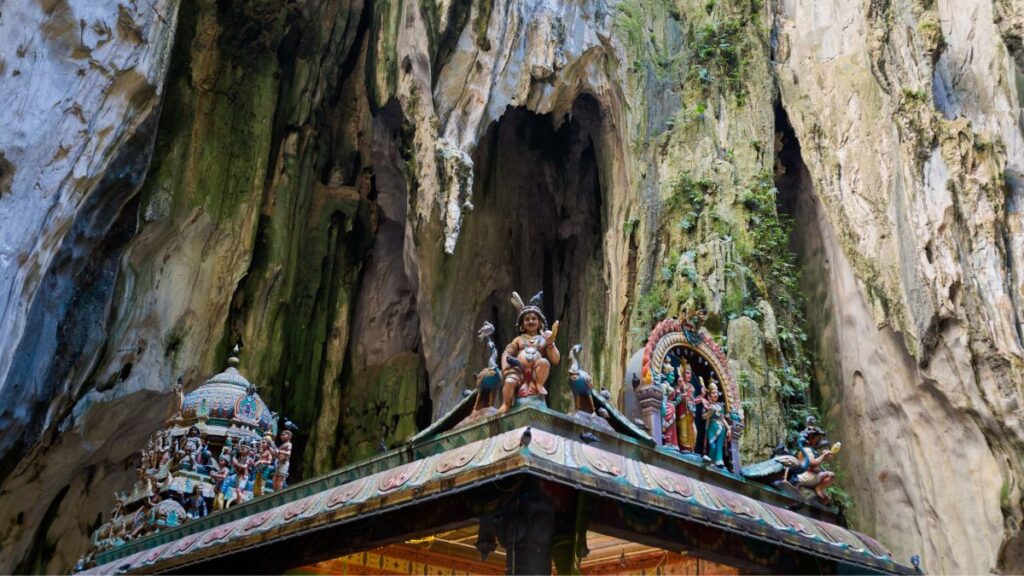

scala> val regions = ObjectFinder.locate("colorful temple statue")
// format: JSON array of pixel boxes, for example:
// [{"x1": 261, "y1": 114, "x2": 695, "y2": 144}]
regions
[
  {"x1": 472, "y1": 322, "x2": 502, "y2": 413},
  {"x1": 185, "y1": 486, "x2": 207, "y2": 520},
  {"x1": 272, "y1": 429, "x2": 293, "y2": 492},
  {"x1": 788, "y1": 422, "x2": 839, "y2": 503},
  {"x1": 672, "y1": 364, "x2": 698, "y2": 452},
  {"x1": 701, "y1": 383, "x2": 730, "y2": 467},
  {"x1": 500, "y1": 291, "x2": 560, "y2": 412},
  {"x1": 741, "y1": 416, "x2": 843, "y2": 505},
  {"x1": 632, "y1": 315, "x2": 745, "y2": 472},
  {"x1": 659, "y1": 361, "x2": 679, "y2": 449},
  {"x1": 254, "y1": 435, "x2": 275, "y2": 496},
  {"x1": 77, "y1": 346, "x2": 293, "y2": 569},
  {"x1": 567, "y1": 344, "x2": 596, "y2": 414}
]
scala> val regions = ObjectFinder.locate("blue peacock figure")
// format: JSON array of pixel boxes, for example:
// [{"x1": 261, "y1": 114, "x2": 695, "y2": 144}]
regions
[
  {"x1": 567, "y1": 344, "x2": 596, "y2": 414},
  {"x1": 473, "y1": 321, "x2": 502, "y2": 411}
]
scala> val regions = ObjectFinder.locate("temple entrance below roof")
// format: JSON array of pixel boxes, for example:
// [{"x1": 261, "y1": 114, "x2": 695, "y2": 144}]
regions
[{"x1": 297, "y1": 526, "x2": 740, "y2": 575}]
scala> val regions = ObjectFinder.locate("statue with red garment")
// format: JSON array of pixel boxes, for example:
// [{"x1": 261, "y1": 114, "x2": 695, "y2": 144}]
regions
[{"x1": 498, "y1": 291, "x2": 560, "y2": 413}]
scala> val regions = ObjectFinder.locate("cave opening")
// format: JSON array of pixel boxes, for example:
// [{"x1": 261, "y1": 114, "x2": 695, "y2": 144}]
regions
[
  {"x1": 462, "y1": 95, "x2": 610, "y2": 410},
  {"x1": 771, "y1": 100, "x2": 838, "y2": 422}
]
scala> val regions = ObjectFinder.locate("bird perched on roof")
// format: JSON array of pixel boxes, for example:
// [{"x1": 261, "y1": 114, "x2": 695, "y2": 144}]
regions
[
  {"x1": 580, "y1": 432, "x2": 600, "y2": 444},
  {"x1": 477, "y1": 321, "x2": 495, "y2": 341},
  {"x1": 529, "y1": 291, "x2": 544, "y2": 307},
  {"x1": 520, "y1": 427, "x2": 532, "y2": 448}
]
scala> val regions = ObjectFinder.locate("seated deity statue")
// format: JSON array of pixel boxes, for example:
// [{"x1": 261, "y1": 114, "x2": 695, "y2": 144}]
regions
[
  {"x1": 499, "y1": 291, "x2": 560, "y2": 413},
  {"x1": 787, "y1": 419, "x2": 839, "y2": 503}
]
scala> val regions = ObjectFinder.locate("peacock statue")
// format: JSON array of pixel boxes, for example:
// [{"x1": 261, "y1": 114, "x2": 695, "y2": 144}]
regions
[
  {"x1": 568, "y1": 344, "x2": 596, "y2": 414},
  {"x1": 473, "y1": 322, "x2": 501, "y2": 411}
]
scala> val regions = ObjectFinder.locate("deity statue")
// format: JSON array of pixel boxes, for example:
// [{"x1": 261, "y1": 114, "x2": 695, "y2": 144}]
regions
[
  {"x1": 672, "y1": 362, "x2": 698, "y2": 452},
  {"x1": 254, "y1": 434, "x2": 276, "y2": 496},
  {"x1": 658, "y1": 360, "x2": 679, "y2": 449},
  {"x1": 210, "y1": 455, "x2": 230, "y2": 511},
  {"x1": 171, "y1": 376, "x2": 184, "y2": 420},
  {"x1": 196, "y1": 433, "x2": 214, "y2": 472},
  {"x1": 701, "y1": 383, "x2": 730, "y2": 467},
  {"x1": 185, "y1": 486, "x2": 208, "y2": 520},
  {"x1": 499, "y1": 291, "x2": 560, "y2": 413},
  {"x1": 741, "y1": 416, "x2": 842, "y2": 505},
  {"x1": 180, "y1": 426, "x2": 202, "y2": 472},
  {"x1": 786, "y1": 419, "x2": 839, "y2": 503},
  {"x1": 233, "y1": 442, "x2": 254, "y2": 503},
  {"x1": 272, "y1": 429, "x2": 293, "y2": 491}
]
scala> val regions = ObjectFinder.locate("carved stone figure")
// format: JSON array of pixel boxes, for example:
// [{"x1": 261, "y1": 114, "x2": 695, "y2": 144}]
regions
[
  {"x1": 254, "y1": 434, "x2": 275, "y2": 496},
  {"x1": 499, "y1": 291, "x2": 560, "y2": 413},
  {"x1": 233, "y1": 442, "x2": 254, "y2": 503},
  {"x1": 658, "y1": 360, "x2": 679, "y2": 449},
  {"x1": 473, "y1": 322, "x2": 502, "y2": 412},
  {"x1": 567, "y1": 344, "x2": 595, "y2": 413},
  {"x1": 185, "y1": 486, "x2": 208, "y2": 520},
  {"x1": 741, "y1": 416, "x2": 842, "y2": 505},
  {"x1": 787, "y1": 421, "x2": 839, "y2": 503},
  {"x1": 211, "y1": 455, "x2": 230, "y2": 511},
  {"x1": 702, "y1": 383, "x2": 730, "y2": 467},
  {"x1": 672, "y1": 363, "x2": 698, "y2": 452},
  {"x1": 171, "y1": 376, "x2": 184, "y2": 420},
  {"x1": 273, "y1": 429, "x2": 293, "y2": 492}
]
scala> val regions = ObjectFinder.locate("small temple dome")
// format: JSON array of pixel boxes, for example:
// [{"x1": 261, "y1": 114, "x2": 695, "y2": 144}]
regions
[{"x1": 179, "y1": 351, "x2": 275, "y2": 435}]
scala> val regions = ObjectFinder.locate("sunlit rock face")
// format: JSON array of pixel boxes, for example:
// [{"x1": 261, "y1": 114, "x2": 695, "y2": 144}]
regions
[
  {"x1": 775, "y1": 0, "x2": 1024, "y2": 572},
  {"x1": 0, "y1": 0, "x2": 1021, "y2": 574}
]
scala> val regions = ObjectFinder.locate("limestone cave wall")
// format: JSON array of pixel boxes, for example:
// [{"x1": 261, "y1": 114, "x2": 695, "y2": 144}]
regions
[{"x1": 0, "y1": 0, "x2": 1020, "y2": 573}]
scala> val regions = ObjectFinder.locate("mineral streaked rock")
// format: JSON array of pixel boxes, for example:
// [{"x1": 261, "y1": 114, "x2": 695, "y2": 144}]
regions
[
  {"x1": 0, "y1": 0, "x2": 1021, "y2": 574},
  {"x1": 777, "y1": 0, "x2": 1024, "y2": 571},
  {"x1": 0, "y1": 0, "x2": 179, "y2": 449},
  {"x1": 728, "y1": 315, "x2": 786, "y2": 463}
]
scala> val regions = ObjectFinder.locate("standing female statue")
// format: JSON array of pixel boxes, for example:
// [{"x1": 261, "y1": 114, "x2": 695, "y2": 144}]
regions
[
  {"x1": 499, "y1": 291, "x2": 560, "y2": 413},
  {"x1": 673, "y1": 362, "x2": 698, "y2": 452},
  {"x1": 702, "y1": 383, "x2": 730, "y2": 467},
  {"x1": 659, "y1": 360, "x2": 679, "y2": 449}
]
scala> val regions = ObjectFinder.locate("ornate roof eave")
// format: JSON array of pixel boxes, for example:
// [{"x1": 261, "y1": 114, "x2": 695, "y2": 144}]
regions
[
  {"x1": 85, "y1": 404, "x2": 915, "y2": 576},
  {"x1": 409, "y1": 388, "x2": 654, "y2": 446}
]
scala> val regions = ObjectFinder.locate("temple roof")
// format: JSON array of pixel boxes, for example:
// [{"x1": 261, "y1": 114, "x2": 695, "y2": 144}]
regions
[
  {"x1": 176, "y1": 356, "x2": 275, "y2": 435},
  {"x1": 84, "y1": 403, "x2": 915, "y2": 575}
]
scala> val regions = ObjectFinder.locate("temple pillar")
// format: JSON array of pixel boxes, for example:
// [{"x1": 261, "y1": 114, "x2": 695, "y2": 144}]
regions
[
  {"x1": 491, "y1": 482, "x2": 557, "y2": 574},
  {"x1": 635, "y1": 385, "x2": 664, "y2": 445}
]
